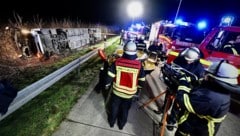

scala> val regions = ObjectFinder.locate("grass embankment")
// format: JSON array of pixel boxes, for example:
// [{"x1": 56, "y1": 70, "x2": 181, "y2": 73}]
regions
[{"x1": 0, "y1": 37, "x2": 119, "y2": 136}]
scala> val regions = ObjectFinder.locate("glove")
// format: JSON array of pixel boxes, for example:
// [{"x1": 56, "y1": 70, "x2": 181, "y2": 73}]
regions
[
  {"x1": 132, "y1": 88, "x2": 141, "y2": 102},
  {"x1": 104, "y1": 84, "x2": 111, "y2": 91},
  {"x1": 132, "y1": 94, "x2": 139, "y2": 101}
]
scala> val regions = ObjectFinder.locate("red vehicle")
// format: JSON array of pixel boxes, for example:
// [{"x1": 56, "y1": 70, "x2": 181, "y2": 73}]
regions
[
  {"x1": 167, "y1": 26, "x2": 240, "y2": 84},
  {"x1": 148, "y1": 20, "x2": 206, "y2": 54}
]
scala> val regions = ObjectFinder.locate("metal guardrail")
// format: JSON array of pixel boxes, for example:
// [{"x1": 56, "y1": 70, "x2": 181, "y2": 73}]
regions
[{"x1": 0, "y1": 49, "x2": 98, "y2": 121}]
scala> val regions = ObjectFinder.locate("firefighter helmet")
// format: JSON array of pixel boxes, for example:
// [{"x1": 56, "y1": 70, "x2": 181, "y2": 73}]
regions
[
  {"x1": 206, "y1": 60, "x2": 238, "y2": 85},
  {"x1": 124, "y1": 41, "x2": 137, "y2": 55},
  {"x1": 182, "y1": 47, "x2": 200, "y2": 62}
]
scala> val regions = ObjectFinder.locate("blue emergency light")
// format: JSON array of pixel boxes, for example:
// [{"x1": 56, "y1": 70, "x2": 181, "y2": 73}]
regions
[
  {"x1": 219, "y1": 16, "x2": 234, "y2": 26},
  {"x1": 197, "y1": 21, "x2": 207, "y2": 30}
]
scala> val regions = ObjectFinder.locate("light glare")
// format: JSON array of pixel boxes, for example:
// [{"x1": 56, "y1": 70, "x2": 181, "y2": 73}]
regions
[{"x1": 127, "y1": 1, "x2": 143, "y2": 18}]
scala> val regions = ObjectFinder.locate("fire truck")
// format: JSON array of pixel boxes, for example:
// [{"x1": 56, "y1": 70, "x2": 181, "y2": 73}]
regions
[
  {"x1": 167, "y1": 27, "x2": 240, "y2": 85},
  {"x1": 148, "y1": 20, "x2": 206, "y2": 54},
  {"x1": 122, "y1": 23, "x2": 150, "y2": 45},
  {"x1": 166, "y1": 16, "x2": 240, "y2": 84}
]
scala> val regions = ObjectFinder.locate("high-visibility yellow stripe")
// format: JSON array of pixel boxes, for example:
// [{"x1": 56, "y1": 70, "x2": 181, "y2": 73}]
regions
[
  {"x1": 178, "y1": 111, "x2": 189, "y2": 125},
  {"x1": 178, "y1": 85, "x2": 191, "y2": 93},
  {"x1": 197, "y1": 115, "x2": 226, "y2": 123},
  {"x1": 178, "y1": 131, "x2": 190, "y2": 136},
  {"x1": 138, "y1": 77, "x2": 145, "y2": 81},
  {"x1": 168, "y1": 51, "x2": 179, "y2": 56},
  {"x1": 108, "y1": 71, "x2": 115, "y2": 78},
  {"x1": 113, "y1": 83, "x2": 137, "y2": 94},
  {"x1": 199, "y1": 59, "x2": 212, "y2": 66},
  {"x1": 232, "y1": 48, "x2": 239, "y2": 56},
  {"x1": 183, "y1": 94, "x2": 195, "y2": 113},
  {"x1": 197, "y1": 114, "x2": 226, "y2": 136},
  {"x1": 208, "y1": 122, "x2": 214, "y2": 136},
  {"x1": 113, "y1": 89, "x2": 133, "y2": 99}
]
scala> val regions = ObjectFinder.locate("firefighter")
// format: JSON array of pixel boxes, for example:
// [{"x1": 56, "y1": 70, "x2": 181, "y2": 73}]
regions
[
  {"x1": 135, "y1": 36, "x2": 147, "y2": 50},
  {"x1": 148, "y1": 39, "x2": 163, "y2": 53},
  {"x1": 173, "y1": 47, "x2": 205, "y2": 79},
  {"x1": 119, "y1": 30, "x2": 124, "y2": 45},
  {"x1": 105, "y1": 41, "x2": 145, "y2": 130},
  {"x1": 154, "y1": 47, "x2": 205, "y2": 115},
  {"x1": 148, "y1": 39, "x2": 166, "y2": 61},
  {"x1": 223, "y1": 35, "x2": 240, "y2": 56},
  {"x1": 175, "y1": 60, "x2": 239, "y2": 136},
  {"x1": 165, "y1": 47, "x2": 205, "y2": 130}
]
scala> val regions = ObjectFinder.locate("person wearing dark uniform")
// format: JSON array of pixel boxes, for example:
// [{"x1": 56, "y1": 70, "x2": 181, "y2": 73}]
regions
[
  {"x1": 148, "y1": 39, "x2": 163, "y2": 55},
  {"x1": 155, "y1": 47, "x2": 205, "y2": 116},
  {"x1": 173, "y1": 47, "x2": 205, "y2": 79},
  {"x1": 175, "y1": 60, "x2": 239, "y2": 136},
  {"x1": 223, "y1": 35, "x2": 240, "y2": 56},
  {"x1": 163, "y1": 47, "x2": 205, "y2": 131},
  {"x1": 105, "y1": 41, "x2": 145, "y2": 130}
]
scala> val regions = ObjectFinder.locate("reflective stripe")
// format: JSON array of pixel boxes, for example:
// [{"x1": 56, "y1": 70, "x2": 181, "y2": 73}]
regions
[
  {"x1": 169, "y1": 51, "x2": 179, "y2": 56},
  {"x1": 183, "y1": 94, "x2": 195, "y2": 113},
  {"x1": 178, "y1": 131, "x2": 190, "y2": 136},
  {"x1": 113, "y1": 83, "x2": 137, "y2": 95},
  {"x1": 230, "y1": 47, "x2": 238, "y2": 55},
  {"x1": 199, "y1": 59, "x2": 212, "y2": 67},
  {"x1": 197, "y1": 114, "x2": 226, "y2": 136},
  {"x1": 113, "y1": 89, "x2": 133, "y2": 99},
  {"x1": 179, "y1": 91, "x2": 227, "y2": 136},
  {"x1": 232, "y1": 48, "x2": 239, "y2": 55},
  {"x1": 112, "y1": 66, "x2": 139, "y2": 95},
  {"x1": 178, "y1": 86, "x2": 191, "y2": 93},
  {"x1": 178, "y1": 111, "x2": 189, "y2": 124},
  {"x1": 186, "y1": 77, "x2": 191, "y2": 82},
  {"x1": 108, "y1": 71, "x2": 115, "y2": 78},
  {"x1": 224, "y1": 45, "x2": 239, "y2": 56},
  {"x1": 208, "y1": 122, "x2": 214, "y2": 136},
  {"x1": 179, "y1": 77, "x2": 186, "y2": 81},
  {"x1": 178, "y1": 112, "x2": 225, "y2": 136},
  {"x1": 138, "y1": 77, "x2": 145, "y2": 81},
  {"x1": 224, "y1": 45, "x2": 232, "y2": 48},
  {"x1": 179, "y1": 77, "x2": 191, "y2": 83}
]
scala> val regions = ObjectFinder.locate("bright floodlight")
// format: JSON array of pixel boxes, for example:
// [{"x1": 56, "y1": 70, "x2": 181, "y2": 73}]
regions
[{"x1": 127, "y1": 1, "x2": 143, "y2": 18}]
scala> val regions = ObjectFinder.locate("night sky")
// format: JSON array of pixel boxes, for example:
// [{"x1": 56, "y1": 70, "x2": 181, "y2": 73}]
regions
[{"x1": 0, "y1": 0, "x2": 239, "y2": 28}]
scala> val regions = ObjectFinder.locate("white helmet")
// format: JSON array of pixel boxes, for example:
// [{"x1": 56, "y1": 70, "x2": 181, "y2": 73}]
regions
[
  {"x1": 183, "y1": 47, "x2": 200, "y2": 62},
  {"x1": 124, "y1": 41, "x2": 137, "y2": 55},
  {"x1": 206, "y1": 60, "x2": 238, "y2": 85}
]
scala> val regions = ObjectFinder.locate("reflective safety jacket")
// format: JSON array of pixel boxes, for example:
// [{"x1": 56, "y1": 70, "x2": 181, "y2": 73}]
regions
[
  {"x1": 176, "y1": 79, "x2": 231, "y2": 136},
  {"x1": 107, "y1": 53, "x2": 145, "y2": 99}
]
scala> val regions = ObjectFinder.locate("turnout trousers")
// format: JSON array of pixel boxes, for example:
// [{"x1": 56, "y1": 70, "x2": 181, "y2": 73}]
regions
[{"x1": 108, "y1": 93, "x2": 132, "y2": 129}]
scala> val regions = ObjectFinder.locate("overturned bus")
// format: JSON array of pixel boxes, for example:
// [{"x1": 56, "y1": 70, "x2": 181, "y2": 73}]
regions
[{"x1": 14, "y1": 28, "x2": 102, "y2": 58}]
